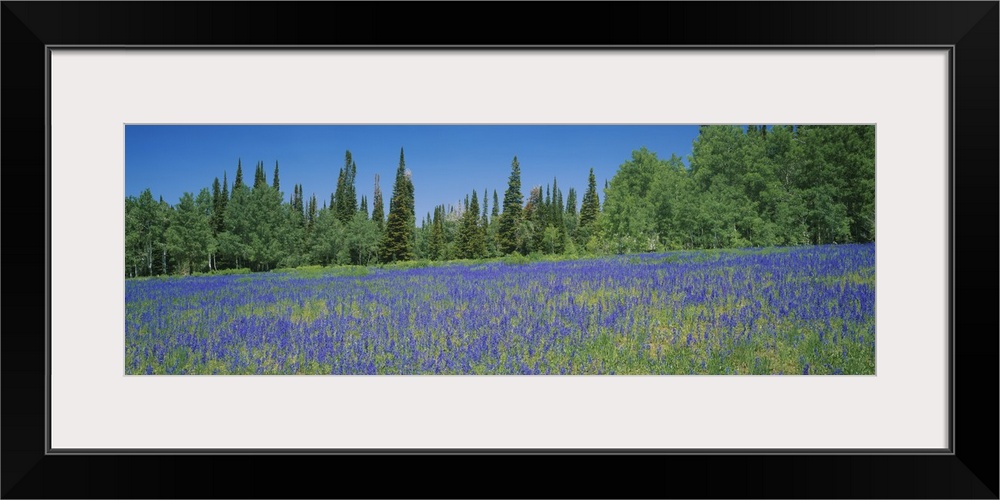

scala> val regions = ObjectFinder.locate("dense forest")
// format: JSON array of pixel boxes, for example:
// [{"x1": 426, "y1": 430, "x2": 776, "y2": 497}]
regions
[{"x1": 125, "y1": 125, "x2": 875, "y2": 277}]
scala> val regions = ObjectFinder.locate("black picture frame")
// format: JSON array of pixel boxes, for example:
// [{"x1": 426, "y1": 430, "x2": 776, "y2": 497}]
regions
[{"x1": 3, "y1": 2, "x2": 996, "y2": 498}]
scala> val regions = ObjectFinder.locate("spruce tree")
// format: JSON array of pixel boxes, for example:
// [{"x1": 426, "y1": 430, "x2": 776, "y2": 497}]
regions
[
  {"x1": 525, "y1": 186, "x2": 544, "y2": 253},
  {"x1": 220, "y1": 172, "x2": 229, "y2": 232},
  {"x1": 254, "y1": 161, "x2": 267, "y2": 189},
  {"x1": 403, "y1": 153, "x2": 416, "y2": 250},
  {"x1": 551, "y1": 178, "x2": 566, "y2": 253},
  {"x1": 480, "y1": 190, "x2": 490, "y2": 254},
  {"x1": 211, "y1": 177, "x2": 223, "y2": 234},
  {"x1": 459, "y1": 189, "x2": 486, "y2": 259},
  {"x1": 580, "y1": 168, "x2": 600, "y2": 229},
  {"x1": 342, "y1": 154, "x2": 358, "y2": 223},
  {"x1": 492, "y1": 189, "x2": 499, "y2": 219},
  {"x1": 307, "y1": 194, "x2": 317, "y2": 232},
  {"x1": 481, "y1": 188, "x2": 489, "y2": 225},
  {"x1": 429, "y1": 206, "x2": 444, "y2": 261},
  {"x1": 458, "y1": 191, "x2": 474, "y2": 258},
  {"x1": 545, "y1": 184, "x2": 552, "y2": 224},
  {"x1": 372, "y1": 173, "x2": 385, "y2": 231},
  {"x1": 498, "y1": 156, "x2": 523, "y2": 255},
  {"x1": 578, "y1": 168, "x2": 601, "y2": 247},
  {"x1": 332, "y1": 161, "x2": 344, "y2": 217},
  {"x1": 471, "y1": 191, "x2": 486, "y2": 258},
  {"x1": 292, "y1": 184, "x2": 303, "y2": 215},
  {"x1": 233, "y1": 159, "x2": 244, "y2": 191},
  {"x1": 335, "y1": 151, "x2": 358, "y2": 224},
  {"x1": 550, "y1": 186, "x2": 558, "y2": 224},
  {"x1": 379, "y1": 147, "x2": 415, "y2": 262}
]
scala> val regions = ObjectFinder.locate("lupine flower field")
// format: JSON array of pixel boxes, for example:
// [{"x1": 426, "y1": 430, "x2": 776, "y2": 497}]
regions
[{"x1": 125, "y1": 243, "x2": 875, "y2": 375}]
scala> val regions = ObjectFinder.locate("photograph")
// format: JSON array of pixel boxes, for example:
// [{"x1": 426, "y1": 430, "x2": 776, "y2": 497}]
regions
[
  {"x1": 5, "y1": 0, "x2": 994, "y2": 495},
  {"x1": 125, "y1": 124, "x2": 876, "y2": 376}
]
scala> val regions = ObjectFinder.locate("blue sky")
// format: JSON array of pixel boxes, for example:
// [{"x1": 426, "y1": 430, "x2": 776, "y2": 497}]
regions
[{"x1": 125, "y1": 125, "x2": 701, "y2": 223}]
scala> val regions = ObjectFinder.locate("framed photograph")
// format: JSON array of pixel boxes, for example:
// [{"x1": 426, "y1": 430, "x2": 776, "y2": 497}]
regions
[{"x1": 4, "y1": 2, "x2": 996, "y2": 498}]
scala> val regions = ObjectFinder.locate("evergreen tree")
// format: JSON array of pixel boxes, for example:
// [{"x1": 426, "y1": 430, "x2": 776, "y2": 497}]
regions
[
  {"x1": 336, "y1": 152, "x2": 358, "y2": 224},
  {"x1": 549, "y1": 179, "x2": 557, "y2": 219},
  {"x1": 280, "y1": 196, "x2": 306, "y2": 268},
  {"x1": 551, "y1": 178, "x2": 566, "y2": 253},
  {"x1": 307, "y1": 193, "x2": 317, "y2": 232},
  {"x1": 481, "y1": 188, "x2": 489, "y2": 226},
  {"x1": 233, "y1": 159, "x2": 244, "y2": 191},
  {"x1": 379, "y1": 147, "x2": 415, "y2": 262},
  {"x1": 472, "y1": 191, "x2": 487, "y2": 258},
  {"x1": 458, "y1": 192, "x2": 473, "y2": 257},
  {"x1": 211, "y1": 177, "x2": 223, "y2": 235},
  {"x1": 492, "y1": 189, "x2": 499, "y2": 219},
  {"x1": 334, "y1": 151, "x2": 359, "y2": 224},
  {"x1": 371, "y1": 173, "x2": 385, "y2": 231},
  {"x1": 459, "y1": 189, "x2": 485, "y2": 258},
  {"x1": 331, "y1": 168, "x2": 341, "y2": 214},
  {"x1": 217, "y1": 172, "x2": 229, "y2": 265},
  {"x1": 429, "y1": 206, "x2": 444, "y2": 260},
  {"x1": 498, "y1": 156, "x2": 523, "y2": 255},
  {"x1": 360, "y1": 195, "x2": 368, "y2": 218},
  {"x1": 524, "y1": 186, "x2": 544, "y2": 254},
  {"x1": 415, "y1": 212, "x2": 433, "y2": 260},
  {"x1": 578, "y1": 167, "x2": 601, "y2": 237},
  {"x1": 439, "y1": 203, "x2": 460, "y2": 260},
  {"x1": 350, "y1": 160, "x2": 358, "y2": 207},
  {"x1": 273, "y1": 161, "x2": 280, "y2": 191},
  {"x1": 563, "y1": 187, "x2": 578, "y2": 250},
  {"x1": 480, "y1": 189, "x2": 490, "y2": 233},
  {"x1": 403, "y1": 154, "x2": 416, "y2": 251},
  {"x1": 254, "y1": 161, "x2": 267, "y2": 189},
  {"x1": 292, "y1": 184, "x2": 303, "y2": 216},
  {"x1": 221, "y1": 171, "x2": 229, "y2": 211},
  {"x1": 545, "y1": 184, "x2": 552, "y2": 223}
]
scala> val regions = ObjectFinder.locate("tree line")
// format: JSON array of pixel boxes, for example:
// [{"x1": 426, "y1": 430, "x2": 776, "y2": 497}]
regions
[{"x1": 125, "y1": 125, "x2": 874, "y2": 277}]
